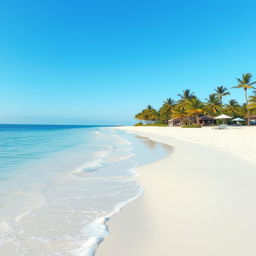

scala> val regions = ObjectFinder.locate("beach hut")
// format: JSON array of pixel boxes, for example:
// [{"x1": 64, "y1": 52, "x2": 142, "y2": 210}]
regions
[
  {"x1": 168, "y1": 118, "x2": 181, "y2": 126},
  {"x1": 199, "y1": 115, "x2": 216, "y2": 126},
  {"x1": 168, "y1": 116, "x2": 196, "y2": 126},
  {"x1": 248, "y1": 114, "x2": 256, "y2": 125}
]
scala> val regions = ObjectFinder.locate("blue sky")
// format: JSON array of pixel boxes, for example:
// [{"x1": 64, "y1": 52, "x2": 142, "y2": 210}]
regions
[{"x1": 0, "y1": 0, "x2": 256, "y2": 124}]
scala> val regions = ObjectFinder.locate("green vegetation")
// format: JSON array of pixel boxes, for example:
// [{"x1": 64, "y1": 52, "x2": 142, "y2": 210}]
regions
[
  {"x1": 135, "y1": 73, "x2": 256, "y2": 126},
  {"x1": 233, "y1": 73, "x2": 256, "y2": 125}
]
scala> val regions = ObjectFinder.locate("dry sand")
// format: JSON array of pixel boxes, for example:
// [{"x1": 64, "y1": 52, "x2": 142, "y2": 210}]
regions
[{"x1": 96, "y1": 126, "x2": 256, "y2": 256}]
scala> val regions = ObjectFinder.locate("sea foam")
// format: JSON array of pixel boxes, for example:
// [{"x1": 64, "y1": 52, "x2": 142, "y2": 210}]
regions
[
  {"x1": 0, "y1": 126, "x2": 143, "y2": 256},
  {"x1": 0, "y1": 125, "x2": 169, "y2": 256}
]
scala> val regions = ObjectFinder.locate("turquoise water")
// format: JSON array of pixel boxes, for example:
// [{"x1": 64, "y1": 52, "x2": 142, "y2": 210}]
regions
[
  {"x1": 0, "y1": 125, "x2": 170, "y2": 256},
  {"x1": 0, "y1": 125, "x2": 107, "y2": 174}
]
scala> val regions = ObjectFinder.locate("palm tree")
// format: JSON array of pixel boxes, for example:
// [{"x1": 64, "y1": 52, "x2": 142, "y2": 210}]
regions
[
  {"x1": 237, "y1": 103, "x2": 248, "y2": 118},
  {"x1": 159, "y1": 98, "x2": 176, "y2": 124},
  {"x1": 145, "y1": 105, "x2": 157, "y2": 123},
  {"x1": 187, "y1": 98, "x2": 204, "y2": 125},
  {"x1": 204, "y1": 94, "x2": 222, "y2": 116},
  {"x1": 171, "y1": 106, "x2": 187, "y2": 125},
  {"x1": 214, "y1": 86, "x2": 230, "y2": 103},
  {"x1": 249, "y1": 90, "x2": 256, "y2": 111},
  {"x1": 164, "y1": 98, "x2": 176, "y2": 106},
  {"x1": 232, "y1": 73, "x2": 256, "y2": 125},
  {"x1": 224, "y1": 99, "x2": 240, "y2": 116},
  {"x1": 135, "y1": 112, "x2": 143, "y2": 122},
  {"x1": 146, "y1": 105, "x2": 153, "y2": 110},
  {"x1": 177, "y1": 89, "x2": 196, "y2": 109},
  {"x1": 135, "y1": 105, "x2": 157, "y2": 124}
]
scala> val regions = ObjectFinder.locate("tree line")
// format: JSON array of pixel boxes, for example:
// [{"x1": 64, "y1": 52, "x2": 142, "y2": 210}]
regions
[{"x1": 135, "y1": 73, "x2": 256, "y2": 126}]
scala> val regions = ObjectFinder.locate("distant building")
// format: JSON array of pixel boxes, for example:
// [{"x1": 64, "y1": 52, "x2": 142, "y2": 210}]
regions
[
  {"x1": 168, "y1": 115, "x2": 216, "y2": 126},
  {"x1": 199, "y1": 115, "x2": 216, "y2": 126},
  {"x1": 248, "y1": 114, "x2": 256, "y2": 124}
]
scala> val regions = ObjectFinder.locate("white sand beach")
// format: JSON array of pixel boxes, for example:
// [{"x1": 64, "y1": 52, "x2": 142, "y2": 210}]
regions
[{"x1": 97, "y1": 126, "x2": 256, "y2": 256}]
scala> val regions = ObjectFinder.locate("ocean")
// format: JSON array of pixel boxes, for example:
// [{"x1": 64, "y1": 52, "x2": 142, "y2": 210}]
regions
[{"x1": 0, "y1": 124, "x2": 170, "y2": 256}]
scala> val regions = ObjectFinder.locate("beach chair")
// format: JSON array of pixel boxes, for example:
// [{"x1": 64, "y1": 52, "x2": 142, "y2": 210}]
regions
[{"x1": 214, "y1": 124, "x2": 227, "y2": 130}]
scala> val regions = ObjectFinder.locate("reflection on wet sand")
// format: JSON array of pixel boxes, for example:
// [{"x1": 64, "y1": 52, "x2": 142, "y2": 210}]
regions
[{"x1": 135, "y1": 135, "x2": 173, "y2": 153}]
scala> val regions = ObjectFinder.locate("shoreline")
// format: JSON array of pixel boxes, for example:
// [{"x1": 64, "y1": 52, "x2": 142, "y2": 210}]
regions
[
  {"x1": 96, "y1": 126, "x2": 256, "y2": 256},
  {"x1": 116, "y1": 126, "x2": 256, "y2": 164},
  {"x1": 78, "y1": 128, "x2": 172, "y2": 256}
]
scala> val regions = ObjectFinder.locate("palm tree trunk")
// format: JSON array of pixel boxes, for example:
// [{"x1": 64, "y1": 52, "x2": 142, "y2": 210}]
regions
[
  {"x1": 245, "y1": 89, "x2": 250, "y2": 126},
  {"x1": 196, "y1": 115, "x2": 200, "y2": 125}
]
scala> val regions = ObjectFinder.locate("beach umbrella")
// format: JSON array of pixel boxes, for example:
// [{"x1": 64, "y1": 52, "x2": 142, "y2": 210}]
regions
[
  {"x1": 215, "y1": 114, "x2": 232, "y2": 119},
  {"x1": 215, "y1": 114, "x2": 232, "y2": 124},
  {"x1": 232, "y1": 117, "x2": 245, "y2": 122}
]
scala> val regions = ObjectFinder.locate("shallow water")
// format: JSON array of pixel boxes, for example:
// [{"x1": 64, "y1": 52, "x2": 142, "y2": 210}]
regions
[{"x1": 0, "y1": 125, "x2": 170, "y2": 256}]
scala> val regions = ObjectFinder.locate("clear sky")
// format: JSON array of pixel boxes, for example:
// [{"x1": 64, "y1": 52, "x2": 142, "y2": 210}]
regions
[{"x1": 1, "y1": 0, "x2": 256, "y2": 125}]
